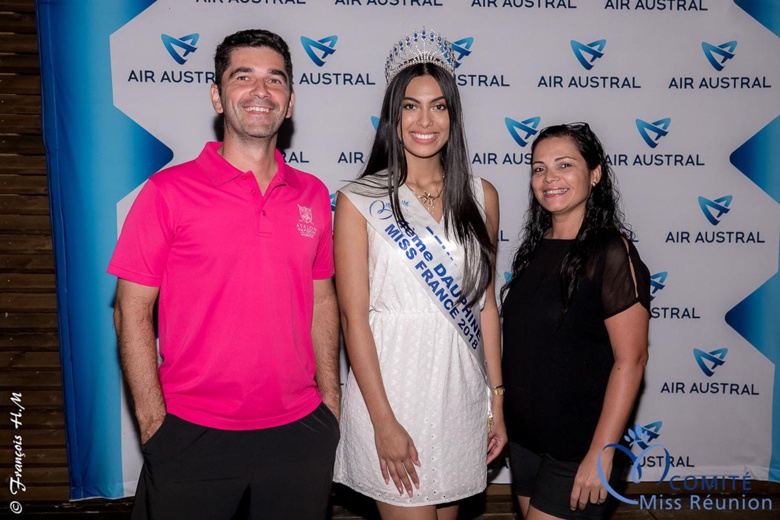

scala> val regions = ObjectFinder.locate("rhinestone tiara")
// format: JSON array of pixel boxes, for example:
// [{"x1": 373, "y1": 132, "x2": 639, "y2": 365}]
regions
[{"x1": 384, "y1": 27, "x2": 455, "y2": 83}]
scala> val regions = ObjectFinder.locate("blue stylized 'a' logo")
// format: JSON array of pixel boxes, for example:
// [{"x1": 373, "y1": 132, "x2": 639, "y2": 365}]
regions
[
  {"x1": 451, "y1": 37, "x2": 474, "y2": 69},
  {"x1": 330, "y1": 193, "x2": 337, "y2": 212},
  {"x1": 694, "y1": 348, "x2": 728, "y2": 377},
  {"x1": 650, "y1": 272, "x2": 667, "y2": 301},
  {"x1": 301, "y1": 35, "x2": 338, "y2": 67},
  {"x1": 698, "y1": 195, "x2": 732, "y2": 226},
  {"x1": 570, "y1": 39, "x2": 607, "y2": 70},
  {"x1": 636, "y1": 118, "x2": 671, "y2": 148},
  {"x1": 702, "y1": 41, "x2": 737, "y2": 71},
  {"x1": 371, "y1": 116, "x2": 380, "y2": 131},
  {"x1": 505, "y1": 116, "x2": 541, "y2": 147},
  {"x1": 625, "y1": 421, "x2": 662, "y2": 450},
  {"x1": 161, "y1": 33, "x2": 199, "y2": 65}
]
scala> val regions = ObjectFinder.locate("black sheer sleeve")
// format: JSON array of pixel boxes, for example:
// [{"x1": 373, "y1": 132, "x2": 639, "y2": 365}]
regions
[{"x1": 601, "y1": 236, "x2": 651, "y2": 319}]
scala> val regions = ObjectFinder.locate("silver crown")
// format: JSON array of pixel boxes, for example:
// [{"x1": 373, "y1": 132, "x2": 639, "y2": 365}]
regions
[{"x1": 384, "y1": 27, "x2": 455, "y2": 83}]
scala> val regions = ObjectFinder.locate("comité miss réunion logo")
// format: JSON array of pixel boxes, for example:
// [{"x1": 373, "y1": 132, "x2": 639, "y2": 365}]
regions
[
  {"x1": 597, "y1": 421, "x2": 671, "y2": 505},
  {"x1": 300, "y1": 35, "x2": 338, "y2": 67},
  {"x1": 161, "y1": 33, "x2": 199, "y2": 65}
]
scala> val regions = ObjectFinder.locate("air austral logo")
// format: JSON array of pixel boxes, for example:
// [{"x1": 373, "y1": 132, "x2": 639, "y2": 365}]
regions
[
  {"x1": 538, "y1": 38, "x2": 639, "y2": 89},
  {"x1": 127, "y1": 33, "x2": 213, "y2": 84},
  {"x1": 702, "y1": 41, "x2": 736, "y2": 71},
  {"x1": 603, "y1": 1, "x2": 708, "y2": 11},
  {"x1": 665, "y1": 195, "x2": 764, "y2": 245},
  {"x1": 636, "y1": 118, "x2": 671, "y2": 148},
  {"x1": 698, "y1": 195, "x2": 731, "y2": 225},
  {"x1": 298, "y1": 33, "x2": 375, "y2": 87},
  {"x1": 161, "y1": 33, "x2": 199, "y2": 65},
  {"x1": 661, "y1": 347, "x2": 757, "y2": 395},
  {"x1": 452, "y1": 37, "x2": 511, "y2": 88},
  {"x1": 471, "y1": 116, "x2": 538, "y2": 167},
  {"x1": 607, "y1": 118, "x2": 701, "y2": 168},
  {"x1": 571, "y1": 39, "x2": 606, "y2": 70},
  {"x1": 669, "y1": 40, "x2": 770, "y2": 90},
  {"x1": 451, "y1": 37, "x2": 473, "y2": 68},
  {"x1": 625, "y1": 421, "x2": 662, "y2": 450},
  {"x1": 693, "y1": 348, "x2": 728, "y2": 377},
  {"x1": 471, "y1": 1, "x2": 576, "y2": 10},
  {"x1": 336, "y1": 0, "x2": 444, "y2": 7},
  {"x1": 650, "y1": 271, "x2": 700, "y2": 320},
  {"x1": 650, "y1": 272, "x2": 667, "y2": 301},
  {"x1": 505, "y1": 116, "x2": 541, "y2": 147},
  {"x1": 300, "y1": 35, "x2": 337, "y2": 67}
]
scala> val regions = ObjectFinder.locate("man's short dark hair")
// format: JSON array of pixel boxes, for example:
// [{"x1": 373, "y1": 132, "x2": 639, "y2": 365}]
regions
[{"x1": 214, "y1": 29, "x2": 293, "y2": 91}]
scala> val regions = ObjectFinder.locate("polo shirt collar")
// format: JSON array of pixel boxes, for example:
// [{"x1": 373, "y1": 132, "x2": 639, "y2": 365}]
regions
[{"x1": 197, "y1": 142, "x2": 299, "y2": 188}]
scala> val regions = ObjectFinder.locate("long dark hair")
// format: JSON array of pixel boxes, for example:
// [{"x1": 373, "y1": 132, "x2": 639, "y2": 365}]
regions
[
  {"x1": 359, "y1": 62, "x2": 494, "y2": 303},
  {"x1": 503, "y1": 122, "x2": 630, "y2": 312}
]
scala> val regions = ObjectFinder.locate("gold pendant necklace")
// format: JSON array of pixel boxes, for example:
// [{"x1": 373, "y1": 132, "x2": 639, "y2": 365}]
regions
[{"x1": 409, "y1": 174, "x2": 445, "y2": 215}]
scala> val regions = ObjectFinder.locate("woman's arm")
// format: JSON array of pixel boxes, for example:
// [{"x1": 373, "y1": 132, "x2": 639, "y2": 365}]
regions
[
  {"x1": 334, "y1": 192, "x2": 420, "y2": 498},
  {"x1": 570, "y1": 301, "x2": 649, "y2": 510},
  {"x1": 480, "y1": 179, "x2": 508, "y2": 464}
]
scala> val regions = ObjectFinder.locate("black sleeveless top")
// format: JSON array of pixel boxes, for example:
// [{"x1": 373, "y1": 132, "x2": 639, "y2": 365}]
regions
[{"x1": 501, "y1": 236, "x2": 651, "y2": 461}]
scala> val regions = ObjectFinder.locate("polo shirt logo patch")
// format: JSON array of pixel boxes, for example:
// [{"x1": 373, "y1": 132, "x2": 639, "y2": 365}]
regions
[{"x1": 296, "y1": 204, "x2": 317, "y2": 238}]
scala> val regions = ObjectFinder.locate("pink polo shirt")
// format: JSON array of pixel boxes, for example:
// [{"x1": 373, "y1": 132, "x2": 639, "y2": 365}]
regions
[{"x1": 108, "y1": 142, "x2": 334, "y2": 430}]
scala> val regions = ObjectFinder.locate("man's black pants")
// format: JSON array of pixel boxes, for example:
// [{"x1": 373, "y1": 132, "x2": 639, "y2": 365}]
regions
[{"x1": 132, "y1": 402, "x2": 340, "y2": 520}]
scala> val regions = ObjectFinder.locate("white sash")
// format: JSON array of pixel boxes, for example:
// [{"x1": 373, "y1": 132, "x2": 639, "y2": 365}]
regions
[{"x1": 340, "y1": 181, "x2": 488, "y2": 385}]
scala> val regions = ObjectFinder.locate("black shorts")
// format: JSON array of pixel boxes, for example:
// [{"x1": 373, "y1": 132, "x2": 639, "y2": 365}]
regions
[
  {"x1": 509, "y1": 442, "x2": 619, "y2": 520},
  {"x1": 133, "y1": 402, "x2": 340, "y2": 520}
]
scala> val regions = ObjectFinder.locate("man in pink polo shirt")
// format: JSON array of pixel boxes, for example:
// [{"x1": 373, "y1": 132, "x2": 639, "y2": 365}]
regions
[{"x1": 109, "y1": 29, "x2": 340, "y2": 519}]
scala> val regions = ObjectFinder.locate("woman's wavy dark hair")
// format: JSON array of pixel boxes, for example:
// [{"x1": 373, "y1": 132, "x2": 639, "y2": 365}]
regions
[
  {"x1": 358, "y1": 62, "x2": 494, "y2": 303},
  {"x1": 502, "y1": 122, "x2": 630, "y2": 312}
]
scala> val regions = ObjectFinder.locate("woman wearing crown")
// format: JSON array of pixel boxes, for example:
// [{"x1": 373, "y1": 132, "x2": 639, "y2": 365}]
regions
[{"x1": 333, "y1": 29, "x2": 507, "y2": 519}]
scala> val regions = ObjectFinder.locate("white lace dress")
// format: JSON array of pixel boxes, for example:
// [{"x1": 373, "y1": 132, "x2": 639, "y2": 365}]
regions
[{"x1": 334, "y1": 178, "x2": 490, "y2": 507}]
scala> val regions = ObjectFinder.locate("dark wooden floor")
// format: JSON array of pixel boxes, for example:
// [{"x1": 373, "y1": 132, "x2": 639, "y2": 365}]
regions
[{"x1": 3, "y1": 485, "x2": 778, "y2": 519}]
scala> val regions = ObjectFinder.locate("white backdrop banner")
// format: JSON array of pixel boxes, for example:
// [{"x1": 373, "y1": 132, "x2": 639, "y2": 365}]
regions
[{"x1": 38, "y1": 0, "x2": 780, "y2": 503}]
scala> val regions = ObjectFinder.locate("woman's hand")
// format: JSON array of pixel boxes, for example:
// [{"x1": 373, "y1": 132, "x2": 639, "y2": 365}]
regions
[
  {"x1": 570, "y1": 449, "x2": 609, "y2": 511},
  {"x1": 374, "y1": 418, "x2": 421, "y2": 497},
  {"x1": 487, "y1": 402, "x2": 507, "y2": 464}
]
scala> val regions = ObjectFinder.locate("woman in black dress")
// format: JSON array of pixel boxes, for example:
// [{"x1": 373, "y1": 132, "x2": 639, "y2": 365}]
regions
[{"x1": 502, "y1": 123, "x2": 650, "y2": 520}]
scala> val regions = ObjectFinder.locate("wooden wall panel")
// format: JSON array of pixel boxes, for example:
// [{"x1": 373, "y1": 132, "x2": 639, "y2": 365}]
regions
[
  {"x1": 0, "y1": 254, "x2": 54, "y2": 271},
  {"x1": 1, "y1": 113, "x2": 42, "y2": 132},
  {"x1": 0, "y1": 0, "x2": 70, "y2": 503},
  {"x1": 0, "y1": 93, "x2": 42, "y2": 114},
  {"x1": 0, "y1": 74, "x2": 40, "y2": 94},
  {"x1": 0, "y1": 175, "x2": 49, "y2": 194},
  {"x1": 0, "y1": 154, "x2": 46, "y2": 173},
  {"x1": 0, "y1": 12, "x2": 36, "y2": 33}
]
